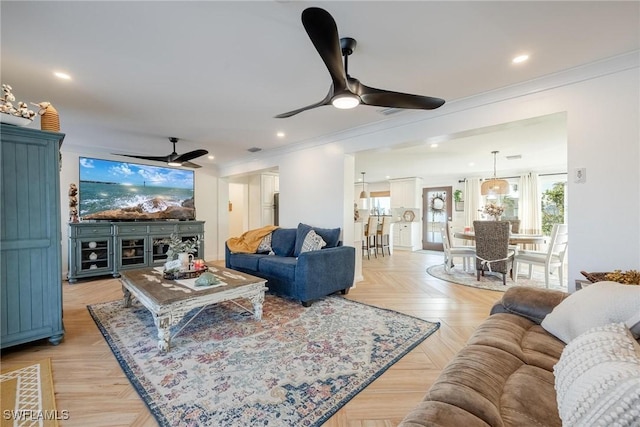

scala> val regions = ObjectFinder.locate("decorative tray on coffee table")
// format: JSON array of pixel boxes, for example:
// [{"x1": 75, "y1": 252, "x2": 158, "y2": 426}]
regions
[{"x1": 163, "y1": 266, "x2": 209, "y2": 280}]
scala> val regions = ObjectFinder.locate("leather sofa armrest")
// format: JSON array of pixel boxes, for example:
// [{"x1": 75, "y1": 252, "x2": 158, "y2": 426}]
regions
[{"x1": 490, "y1": 287, "x2": 569, "y2": 324}]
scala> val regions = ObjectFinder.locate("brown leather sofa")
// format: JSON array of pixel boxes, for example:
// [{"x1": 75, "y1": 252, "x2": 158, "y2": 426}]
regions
[{"x1": 399, "y1": 287, "x2": 570, "y2": 427}]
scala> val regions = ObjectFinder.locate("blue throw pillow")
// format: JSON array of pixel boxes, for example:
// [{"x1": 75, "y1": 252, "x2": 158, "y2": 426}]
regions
[
  {"x1": 293, "y1": 223, "x2": 341, "y2": 256},
  {"x1": 271, "y1": 228, "x2": 297, "y2": 257}
]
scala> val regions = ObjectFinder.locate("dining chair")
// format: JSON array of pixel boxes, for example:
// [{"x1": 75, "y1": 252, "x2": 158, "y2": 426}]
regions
[
  {"x1": 376, "y1": 216, "x2": 392, "y2": 256},
  {"x1": 441, "y1": 228, "x2": 476, "y2": 273},
  {"x1": 473, "y1": 220, "x2": 515, "y2": 285},
  {"x1": 513, "y1": 223, "x2": 568, "y2": 287}
]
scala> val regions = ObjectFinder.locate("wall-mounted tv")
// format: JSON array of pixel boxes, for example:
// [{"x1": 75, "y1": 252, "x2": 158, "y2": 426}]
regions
[{"x1": 79, "y1": 157, "x2": 195, "y2": 221}]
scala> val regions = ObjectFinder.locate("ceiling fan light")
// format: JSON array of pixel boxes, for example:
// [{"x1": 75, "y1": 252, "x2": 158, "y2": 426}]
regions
[
  {"x1": 332, "y1": 94, "x2": 360, "y2": 109},
  {"x1": 167, "y1": 161, "x2": 182, "y2": 167}
]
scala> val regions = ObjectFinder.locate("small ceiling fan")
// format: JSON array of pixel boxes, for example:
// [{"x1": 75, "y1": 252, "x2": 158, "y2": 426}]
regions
[
  {"x1": 275, "y1": 7, "x2": 445, "y2": 118},
  {"x1": 114, "y1": 137, "x2": 208, "y2": 168}
]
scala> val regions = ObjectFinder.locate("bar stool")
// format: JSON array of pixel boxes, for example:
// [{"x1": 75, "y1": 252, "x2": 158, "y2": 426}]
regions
[
  {"x1": 376, "y1": 216, "x2": 391, "y2": 256},
  {"x1": 362, "y1": 216, "x2": 377, "y2": 259}
]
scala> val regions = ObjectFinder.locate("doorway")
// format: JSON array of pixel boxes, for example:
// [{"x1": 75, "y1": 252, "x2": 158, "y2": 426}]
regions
[{"x1": 422, "y1": 186, "x2": 452, "y2": 251}]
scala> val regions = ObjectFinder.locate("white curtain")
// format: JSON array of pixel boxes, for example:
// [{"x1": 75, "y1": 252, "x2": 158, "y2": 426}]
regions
[
  {"x1": 519, "y1": 173, "x2": 541, "y2": 234},
  {"x1": 464, "y1": 178, "x2": 482, "y2": 229}
]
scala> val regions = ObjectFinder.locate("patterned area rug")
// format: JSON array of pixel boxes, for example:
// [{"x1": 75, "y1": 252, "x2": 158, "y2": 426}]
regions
[
  {"x1": 88, "y1": 295, "x2": 440, "y2": 426},
  {"x1": 1, "y1": 358, "x2": 60, "y2": 427},
  {"x1": 427, "y1": 264, "x2": 567, "y2": 292}
]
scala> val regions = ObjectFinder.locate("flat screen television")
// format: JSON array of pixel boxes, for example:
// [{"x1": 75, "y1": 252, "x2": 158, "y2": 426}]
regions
[{"x1": 79, "y1": 157, "x2": 195, "y2": 221}]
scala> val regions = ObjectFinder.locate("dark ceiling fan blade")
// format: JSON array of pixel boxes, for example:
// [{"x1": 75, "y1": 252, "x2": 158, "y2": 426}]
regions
[
  {"x1": 352, "y1": 79, "x2": 445, "y2": 110},
  {"x1": 301, "y1": 7, "x2": 347, "y2": 91},
  {"x1": 180, "y1": 161, "x2": 202, "y2": 169},
  {"x1": 174, "y1": 149, "x2": 208, "y2": 163},
  {"x1": 275, "y1": 87, "x2": 333, "y2": 118},
  {"x1": 114, "y1": 153, "x2": 171, "y2": 162}
]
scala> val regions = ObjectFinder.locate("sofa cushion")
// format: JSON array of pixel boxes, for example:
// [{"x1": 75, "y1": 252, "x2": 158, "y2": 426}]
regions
[
  {"x1": 256, "y1": 233, "x2": 273, "y2": 254},
  {"x1": 490, "y1": 286, "x2": 569, "y2": 324},
  {"x1": 540, "y1": 281, "x2": 640, "y2": 343},
  {"x1": 299, "y1": 229, "x2": 326, "y2": 254},
  {"x1": 554, "y1": 322, "x2": 640, "y2": 426},
  {"x1": 258, "y1": 256, "x2": 297, "y2": 282},
  {"x1": 293, "y1": 223, "x2": 340, "y2": 256},
  {"x1": 270, "y1": 228, "x2": 297, "y2": 257},
  {"x1": 227, "y1": 253, "x2": 270, "y2": 272},
  {"x1": 418, "y1": 314, "x2": 562, "y2": 427}
]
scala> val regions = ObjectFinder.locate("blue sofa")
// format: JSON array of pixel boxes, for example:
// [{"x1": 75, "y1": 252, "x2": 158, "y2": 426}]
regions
[{"x1": 225, "y1": 223, "x2": 355, "y2": 306}]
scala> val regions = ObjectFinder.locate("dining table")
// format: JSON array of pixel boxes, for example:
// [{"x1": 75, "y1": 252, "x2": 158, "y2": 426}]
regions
[{"x1": 453, "y1": 231, "x2": 547, "y2": 245}]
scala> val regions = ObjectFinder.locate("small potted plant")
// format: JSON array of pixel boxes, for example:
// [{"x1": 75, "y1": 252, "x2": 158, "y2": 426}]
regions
[
  {"x1": 454, "y1": 190, "x2": 464, "y2": 211},
  {"x1": 156, "y1": 233, "x2": 199, "y2": 261}
]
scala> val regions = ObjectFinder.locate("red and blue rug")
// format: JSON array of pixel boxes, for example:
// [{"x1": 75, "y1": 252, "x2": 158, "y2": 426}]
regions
[{"x1": 88, "y1": 294, "x2": 439, "y2": 426}]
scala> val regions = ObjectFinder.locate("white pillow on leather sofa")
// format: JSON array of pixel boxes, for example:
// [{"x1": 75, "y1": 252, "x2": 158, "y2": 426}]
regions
[
  {"x1": 541, "y1": 281, "x2": 640, "y2": 343},
  {"x1": 554, "y1": 322, "x2": 640, "y2": 426}
]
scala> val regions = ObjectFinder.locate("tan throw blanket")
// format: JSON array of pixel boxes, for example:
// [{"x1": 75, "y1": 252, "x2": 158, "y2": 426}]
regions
[{"x1": 227, "y1": 225, "x2": 279, "y2": 254}]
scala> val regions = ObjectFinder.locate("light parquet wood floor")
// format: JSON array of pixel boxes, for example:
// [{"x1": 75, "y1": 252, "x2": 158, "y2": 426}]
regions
[{"x1": 1, "y1": 250, "x2": 503, "y2": 426}]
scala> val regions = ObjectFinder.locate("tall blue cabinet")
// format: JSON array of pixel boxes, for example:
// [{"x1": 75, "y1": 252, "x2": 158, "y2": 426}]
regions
[{"x1": 1, "y1": 124, "x2": 65, "y2": 348}]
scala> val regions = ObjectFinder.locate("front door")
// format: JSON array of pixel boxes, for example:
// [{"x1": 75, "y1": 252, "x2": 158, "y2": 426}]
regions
[{"x1": 422, "y1": 186, "x2": 452, "y2": 251}]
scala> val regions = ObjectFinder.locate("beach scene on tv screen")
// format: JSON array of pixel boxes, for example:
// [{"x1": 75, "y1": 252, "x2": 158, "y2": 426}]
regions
[{"x1": 79, "y1": 157, "x2": 195, "y2": 221}]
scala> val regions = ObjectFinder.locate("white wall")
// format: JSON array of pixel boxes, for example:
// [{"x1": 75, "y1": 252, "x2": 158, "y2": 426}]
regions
[{"x1": 278, "y1": 143, "x2": 351, "y2": 231}]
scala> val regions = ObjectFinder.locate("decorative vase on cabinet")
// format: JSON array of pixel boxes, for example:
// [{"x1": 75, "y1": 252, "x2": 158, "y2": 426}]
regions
[{"x1": 0, "y1": 124, "x2": 65, "y2": 348}]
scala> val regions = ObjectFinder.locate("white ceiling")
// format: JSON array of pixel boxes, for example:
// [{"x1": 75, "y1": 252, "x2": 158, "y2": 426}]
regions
[{"x1": 2, "y1": 1, "x2": 638, "y2": 181}]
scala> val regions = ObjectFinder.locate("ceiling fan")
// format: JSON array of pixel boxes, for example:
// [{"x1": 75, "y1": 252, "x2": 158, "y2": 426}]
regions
[
  {"x1": 114, "y1": 137, "x2": 208, "y2": 168},
  {"x1": 275, "y1": 7, "x2": 445, "y2": 118}
]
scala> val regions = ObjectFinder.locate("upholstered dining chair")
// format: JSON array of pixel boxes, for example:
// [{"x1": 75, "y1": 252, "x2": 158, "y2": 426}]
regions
[
  {"x1": 376, "y1": 216, "x2": 392, "y2": 256},
  {"x1": 473, "y1": 220, "x2": 515, "y2": 285},
  {"x1": 513, "y1": 223, "x2": 568, "y2": 288},
  {"x1": 441, "y1": 228, "x2": 476, "y2": 273}
]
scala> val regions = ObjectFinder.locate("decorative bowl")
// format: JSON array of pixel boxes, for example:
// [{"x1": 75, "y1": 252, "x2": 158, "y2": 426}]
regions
[{"x1": 0, "y1": 113, "x2": 32, "y2": 127}]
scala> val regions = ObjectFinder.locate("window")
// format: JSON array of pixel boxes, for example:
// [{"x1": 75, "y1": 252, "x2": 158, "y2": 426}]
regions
[
  {"x1": 540, "y1": 175, "x2": 567, "y2": 235},
  {"x1": 370, "y1": 196, "x2": 391, "y2": 216}
]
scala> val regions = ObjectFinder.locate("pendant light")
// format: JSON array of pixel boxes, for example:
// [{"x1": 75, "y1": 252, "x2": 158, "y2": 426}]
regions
[
  {"x1": 359, "y1": 172, "x2": 368, "y2": 198},
  {"x1": 480, "y1": 151, "x2": 509, "y2": 196}
]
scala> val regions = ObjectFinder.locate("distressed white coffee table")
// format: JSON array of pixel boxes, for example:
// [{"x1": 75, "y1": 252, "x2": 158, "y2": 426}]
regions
[{"x1": 119, "y1": 264, "x2": 267, "y2": 352}]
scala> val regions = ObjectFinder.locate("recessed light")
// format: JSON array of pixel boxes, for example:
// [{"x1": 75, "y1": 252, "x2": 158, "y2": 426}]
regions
[
  {"x1": 430, "y1": 143, "x2": 438, "y2": 148},
  {"x1": 468, "y1": 162, "x2": 475, "y2": 167},
  {"x1": 207, "y1": 155, "x2": 214, "y2": 160},
  {"x1": 512, "y1": 54, "x2": 529, "y2": 64},
  {"x1": 54, "y1": 71, "x2": 71, "y2": 80},
  {"x1": 276, "y1": 131, "x2": 285, "y2": 138}
]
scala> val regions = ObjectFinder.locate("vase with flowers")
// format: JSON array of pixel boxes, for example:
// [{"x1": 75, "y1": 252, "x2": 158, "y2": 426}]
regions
[{"x1": 481, "y1": 203, "x2": 505, "y2": 221}]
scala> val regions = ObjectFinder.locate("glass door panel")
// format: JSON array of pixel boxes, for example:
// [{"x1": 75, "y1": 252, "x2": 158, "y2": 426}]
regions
[
  {"x1": 119, "y1": 238, "x2": 146, "y2": 268},
  {"x1": 422, "y1": 186, "x2": 452, "y2": 251}
]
